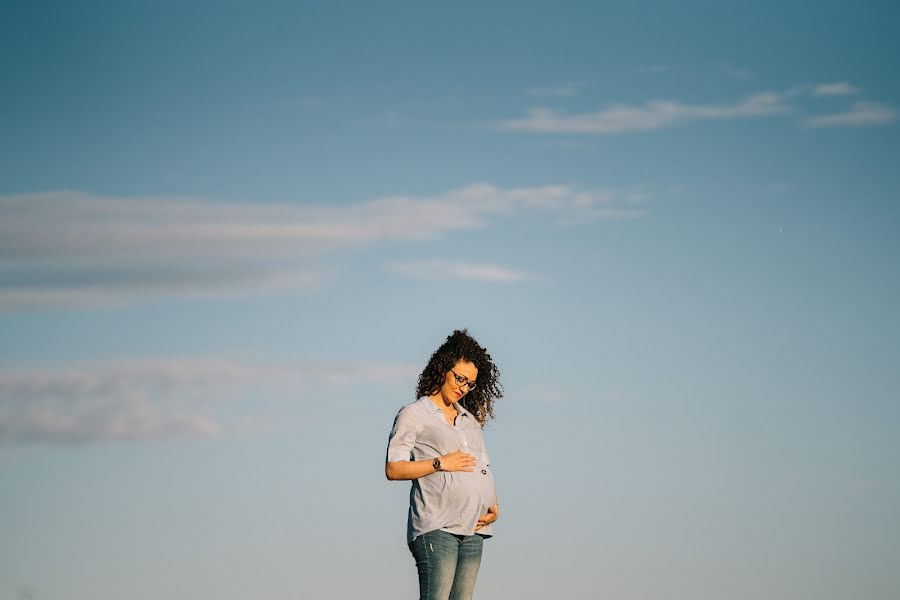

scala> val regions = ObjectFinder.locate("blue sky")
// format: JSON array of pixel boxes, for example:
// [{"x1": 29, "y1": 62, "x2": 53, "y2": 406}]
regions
[{"x1": 2, "y1": 1, "x2": 899, "y2": 599}]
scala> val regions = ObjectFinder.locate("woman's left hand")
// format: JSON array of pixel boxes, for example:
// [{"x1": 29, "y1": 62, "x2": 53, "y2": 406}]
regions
[{"x1": 475, "y1": 504, "x2": 499, "y2": 531}]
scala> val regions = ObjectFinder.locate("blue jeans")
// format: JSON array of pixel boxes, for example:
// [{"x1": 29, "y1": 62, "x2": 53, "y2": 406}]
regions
[{"x1": 408, "y1": 530, "x2": 484, "y2": 600}]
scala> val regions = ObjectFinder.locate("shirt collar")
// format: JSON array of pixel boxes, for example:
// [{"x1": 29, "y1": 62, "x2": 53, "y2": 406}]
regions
[
  {"x1": 420, "y1": 397, "x2": 471, "y2": 419},
  {"x1": 454, "y1": 402, "x2": 472, "y2": 419}
]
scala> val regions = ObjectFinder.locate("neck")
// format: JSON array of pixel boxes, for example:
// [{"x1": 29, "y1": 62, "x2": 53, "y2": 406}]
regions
[{"x1": 429, "y1": 393, "x2": 456, "y2": 410}]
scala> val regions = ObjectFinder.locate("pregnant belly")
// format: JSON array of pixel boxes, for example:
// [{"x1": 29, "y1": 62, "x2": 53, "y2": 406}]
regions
[{"x1": 446, "y1": 464, "x2": 497, "y2": 519}]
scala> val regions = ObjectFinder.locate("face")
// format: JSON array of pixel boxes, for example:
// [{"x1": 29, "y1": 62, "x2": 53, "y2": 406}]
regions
[{"x1": 439, "y1": 359, "x2": 478, "y2": 404}]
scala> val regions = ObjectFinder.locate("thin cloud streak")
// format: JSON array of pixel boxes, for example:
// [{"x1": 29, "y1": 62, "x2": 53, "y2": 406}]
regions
[
  {"x1": 388, "y1": 260, "x2": 530, "y2": 283},
  {"x1": 0, "y1": 264, "x2": 321, "y2": 309},
  {"x1": 0, "y1": 359, "x2": 416, "y2": 445},
  {"x1": 716, "y1": 61, "x2": 754, "y2": 80},
  {"x1": 813, "y1": 82, "x2": 860, "y2": 96},
  {"x1": 0, "y1": 184, "x2": 646, "y2": 308},
  {"x1": 498, "y1": 92, "x2": 789, "y2": 134},
  {"x1": 804, "y1": 102, "x2": 897, "y2": 127},
  {"x1": 527, "y1": 81, "x2": 585, "y2": 98}
]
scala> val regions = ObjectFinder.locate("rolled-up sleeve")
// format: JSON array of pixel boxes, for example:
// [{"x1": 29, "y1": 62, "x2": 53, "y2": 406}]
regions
[{"x1": 386, "y1": 406, "x2": 421, "y2": 462}]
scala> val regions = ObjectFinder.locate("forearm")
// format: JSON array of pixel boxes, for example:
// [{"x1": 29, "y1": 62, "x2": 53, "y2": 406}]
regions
[{"x1": 385, "y1": 459, "x2": 437, "y2": 481}]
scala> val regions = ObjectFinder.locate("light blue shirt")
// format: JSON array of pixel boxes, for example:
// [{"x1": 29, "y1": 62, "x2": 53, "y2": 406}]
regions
[{"x1": 387, "y1": 397, "x2": 497, "y2": 543}]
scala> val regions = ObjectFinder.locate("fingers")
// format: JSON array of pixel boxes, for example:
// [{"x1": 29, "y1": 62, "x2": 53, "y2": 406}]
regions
[
  {"x1": 453, "y1": 450, "x2": 475, "y2": 458},
  {"x1": 438, "y1": 450, "x2": 477, "y2": 472},
  {"x1": 447, "y1": 452, "x2": 476, "y2": 471},
  {"x1": 445, "y1": 451, "x2": 475, "y2": 461},
  {"x1": 476, "y1": 513, "x2": 496, "y2": 526},
  {"x1": 447, "y1": 465, "x2": 474, "y2": 472}
]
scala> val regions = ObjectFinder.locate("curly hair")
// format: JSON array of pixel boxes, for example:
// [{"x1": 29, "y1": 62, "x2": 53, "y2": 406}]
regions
[{"x1": 416, "y1": 329, "x2": 503, "y2": 427}]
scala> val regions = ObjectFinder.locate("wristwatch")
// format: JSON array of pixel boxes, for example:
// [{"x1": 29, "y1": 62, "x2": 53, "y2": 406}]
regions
[{"x1": 432, "y1": 457, "x2": 442, "y2": 472}]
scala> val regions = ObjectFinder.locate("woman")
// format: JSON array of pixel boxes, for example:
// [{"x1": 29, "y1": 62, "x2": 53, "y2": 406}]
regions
[{"x1": 385, "y1": 329, "x2": 503, "y2": 600}]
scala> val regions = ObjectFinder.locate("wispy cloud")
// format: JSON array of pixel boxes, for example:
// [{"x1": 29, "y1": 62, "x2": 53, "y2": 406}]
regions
[
  {"x1": 804, "y1": 101, "x2": 897, "y2": 127},
  {"x1": 0, "y1": 359, "x2": 415, "y2": 445},
  {"x1": 388, "y1": 260, "x2": 530, "y2": 283},
  {"x1": 0, "y1": 264, "x2": 321, "y2": 309},
  {"x1": 715, "y1": 61, "x2": 754, "y2": 81},
  {"x1": 498, "y1": 92, "x2": 789, "y2": 134},
  {"x1": 527, "y1": 81, "x2": 585, "y2": 98},
  {"x1": 0, "y1": 184, "x2": 646, "y2": 308},
  {"x1": 813, "y1": 82, "x2": 859, "y2": 96}
]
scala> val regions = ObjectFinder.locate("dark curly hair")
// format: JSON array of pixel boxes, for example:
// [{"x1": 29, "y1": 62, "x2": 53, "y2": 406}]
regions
[{"x1": 416, "y1": 329, "x2": 502, "y2": 427}]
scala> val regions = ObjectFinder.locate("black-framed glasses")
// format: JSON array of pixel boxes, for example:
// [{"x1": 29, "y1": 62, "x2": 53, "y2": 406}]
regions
[{"x1": 449, "y1": 369, "x2": 477, "y2": 390}]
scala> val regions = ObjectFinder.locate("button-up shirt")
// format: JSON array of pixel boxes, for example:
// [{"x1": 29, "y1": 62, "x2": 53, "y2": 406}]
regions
[{"x1": 387, "y1": 397, "x2": 497, "y2": 543}]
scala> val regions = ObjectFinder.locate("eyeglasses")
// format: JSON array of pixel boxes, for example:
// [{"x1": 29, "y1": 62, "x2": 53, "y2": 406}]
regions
[{"x1": 449, "y1": 369, "x2": 477, "y2": 390}]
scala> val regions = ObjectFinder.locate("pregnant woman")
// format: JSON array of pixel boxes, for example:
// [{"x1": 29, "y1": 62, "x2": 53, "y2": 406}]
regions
[{"x1": 385, "y1": 329, "x2": 503, "y2": 600}]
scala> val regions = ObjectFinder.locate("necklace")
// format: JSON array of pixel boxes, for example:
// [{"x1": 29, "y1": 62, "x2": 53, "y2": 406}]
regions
[{"x1": 441, "y1": 404, "x2": 457, "y2": 425}]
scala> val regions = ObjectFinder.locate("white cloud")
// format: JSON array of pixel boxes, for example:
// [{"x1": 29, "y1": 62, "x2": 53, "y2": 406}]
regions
[
  {"x1": 0, "y1": 184, "x2": 646, "y2": 308},
  {"x1": 498, "y1": 92, "x2": 789, "y2": 134},
  {"x1": 0, "y1": 264, "x2": 321, "y2": 309},
  {"x1": 804, "y1": 102, "x2": 897, "y2": 127},
  {"x1": 388, "y1": 260, "x2": 530, "y2": 283},
  {"x1": 0, "y1": 359, "x2": 415, "y2": 445},
  {"x1": 813, "y1": 82, "x2": 859, "y2": 96},
  {"x1": 527, "y1": 81, "x2": 585, "y2": 98}
]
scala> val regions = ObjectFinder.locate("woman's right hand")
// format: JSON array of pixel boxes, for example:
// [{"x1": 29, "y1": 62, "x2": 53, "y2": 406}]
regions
[{"x1": 439, "y1": 449, "x2": 477, "y2": 472}]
